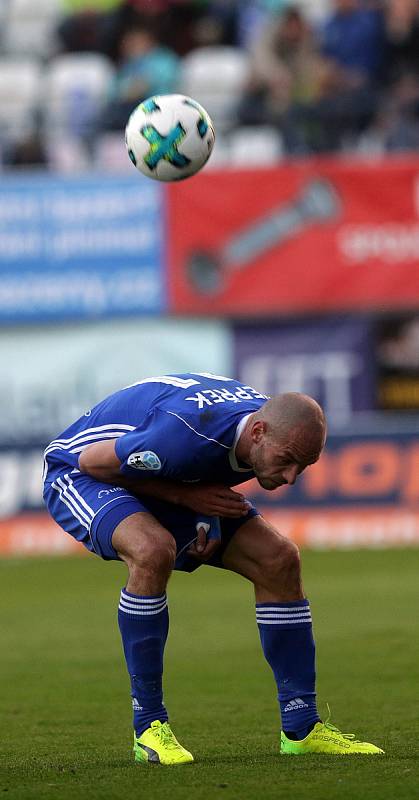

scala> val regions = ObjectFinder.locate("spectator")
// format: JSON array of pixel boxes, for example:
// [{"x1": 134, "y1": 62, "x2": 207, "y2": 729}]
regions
[
  {"x1": 320, "y1": 0, "x2": 385, "y2": 84},
  {"x1": 363, "y1": 0, "x2": 419, "y2": 153},
  {"x1": 3, "y1": 132, "x2": 48, "y2": 168},
  {"x1": 101, "y1": 21, "x2": 179, "y2": 131},
  {"x1": 57, "y1": 11, "x2": 106, "y2": 53},
  {"x1": 384, "y1": 0, "x2": 419, "y2": 84},
  {"x1": 287, "y1": 0, "x2": 387, "y2": 152},
  {"x1": 57, "y1": 0, "x2": 122, "y2": 54},
  {"x1": 237, "y1": 7, "x2": 329, "y2": 148},
  {"x1": 101, "y1": 1, "x2": 211, "y2": 61},
  {"x1": 230, "y1": 0, "x2": 298, "y2": 49},
  {"x1": 250, "y1": 6, "x2": 326, "y2": 105}
]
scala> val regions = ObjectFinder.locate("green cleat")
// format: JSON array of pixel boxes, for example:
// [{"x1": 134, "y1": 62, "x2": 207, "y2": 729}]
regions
[
  {"x1": 134, "y1": 721, "x2": 194, "y2": 765},
  {"x1": 280, "y1": 721, "x2": 384, "y2": 755}
]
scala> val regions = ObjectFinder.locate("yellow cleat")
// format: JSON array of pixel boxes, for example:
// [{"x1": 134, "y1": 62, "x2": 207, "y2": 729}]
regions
[
  {"x1": 134, "y1": 721, "x2": 194, "y2": 765},
  {"x1": 280, "y1": 721, "x2": 384, "y2": 755}
]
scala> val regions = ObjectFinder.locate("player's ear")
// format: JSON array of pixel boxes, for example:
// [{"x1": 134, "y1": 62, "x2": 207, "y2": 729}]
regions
[{"x1": 251, "y1": 419, "x2": 267, "y2": 443}]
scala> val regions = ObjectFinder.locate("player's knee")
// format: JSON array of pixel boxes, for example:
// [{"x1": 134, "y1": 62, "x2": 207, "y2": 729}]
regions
[
  {"x1": 281, "y1": 539, "x2": 301, "y2": 580},
  {"x1": 126, "y1": 534, "x2": 176, "y2": 578},
  {"x1": 262, "y1": 538, "x2": 301, "y2": 588}
]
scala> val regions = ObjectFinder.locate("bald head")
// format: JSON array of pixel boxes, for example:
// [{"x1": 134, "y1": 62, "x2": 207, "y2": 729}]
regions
[
  {"x1": 256, "y1": 392, "x2": 326, "y2": 450},
  {"x1": 237, "y1": 393, "x2": 326, "y2": 490}
]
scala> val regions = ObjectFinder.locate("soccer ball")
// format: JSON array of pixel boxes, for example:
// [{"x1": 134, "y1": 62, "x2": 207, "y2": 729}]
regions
[{"x1": 125, "y1": 94, "x2": 215, "y2": 182}]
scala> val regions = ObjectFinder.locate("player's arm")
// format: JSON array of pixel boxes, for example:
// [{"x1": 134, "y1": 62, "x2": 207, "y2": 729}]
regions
[{"x1": 78, "y1": 439, "x2": 249, "y2": 518}]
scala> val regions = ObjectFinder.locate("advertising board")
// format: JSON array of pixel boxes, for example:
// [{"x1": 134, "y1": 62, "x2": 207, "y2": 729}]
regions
[
  {"x1": 0, "y1": 174, "x2": 165, "y2": 321},
  {"x1": 168, "y1": 157, "x2": 419, "y2": 315},
  {"x1": 233, "y1": 317, "x2": 374, "y2": 424},
  {"x1": 1, "y1": 428, "x2": 417, "y2": 554}
]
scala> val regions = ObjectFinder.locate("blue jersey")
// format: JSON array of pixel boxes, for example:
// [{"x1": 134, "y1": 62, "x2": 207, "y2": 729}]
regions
[{"x1": 43, "y1": 373, "x2": 269, "y2": 488}]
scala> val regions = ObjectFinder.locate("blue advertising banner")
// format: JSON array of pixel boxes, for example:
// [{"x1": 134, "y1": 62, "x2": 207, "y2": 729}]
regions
[
  {"x1": 0, "y1": 174, "x2": 165, "y2": 321},
  {"x1": 4, "y1": 426, "x2": 415, "y2": 518},
  {"x1": 244, "y1": 427, "x2": 419, "y2": 510},
  {"x1": 233, "y1": 317, "x2": 375, "y2": 425},
  {"x1": 1, "y1": 424, "x2": 418, "y2": 553}
]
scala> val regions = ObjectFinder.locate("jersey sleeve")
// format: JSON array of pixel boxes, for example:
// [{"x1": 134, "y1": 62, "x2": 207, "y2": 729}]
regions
[{"x1": 114, "y1": 407, "x2": 221, "y2": 480}]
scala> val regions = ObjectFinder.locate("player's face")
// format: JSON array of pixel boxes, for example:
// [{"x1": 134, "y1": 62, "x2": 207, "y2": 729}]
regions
[{"x1": 250, "y1": 426, "x2": 324, "y2": 491}]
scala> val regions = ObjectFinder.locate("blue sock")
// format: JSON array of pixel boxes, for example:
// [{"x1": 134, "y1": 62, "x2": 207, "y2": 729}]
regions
[
  {"x1": 118, "y1": 588, "x2": 169, "y2": 737},
  {"x1": 256, "y1": 599, "x2": 320, "y2": 739}
]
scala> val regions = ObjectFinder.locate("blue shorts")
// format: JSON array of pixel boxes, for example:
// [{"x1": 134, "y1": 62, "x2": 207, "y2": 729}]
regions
[{"x1": 43, "y1": 468, "x2": 259, "y2": 572}]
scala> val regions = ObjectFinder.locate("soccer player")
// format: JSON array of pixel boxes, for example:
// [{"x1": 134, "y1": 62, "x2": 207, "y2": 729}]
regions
[{"x1": 43, "y1": 373, "x2": 383, "y2": 763}]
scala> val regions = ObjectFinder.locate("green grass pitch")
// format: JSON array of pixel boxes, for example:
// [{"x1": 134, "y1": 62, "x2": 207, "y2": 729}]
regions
[{"x1": 0, "y1": 549, "x2": 418, "y2": 800}]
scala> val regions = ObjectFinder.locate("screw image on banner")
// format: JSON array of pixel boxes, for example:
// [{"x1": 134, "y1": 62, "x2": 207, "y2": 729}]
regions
[{"x1": 187, "y1": 178, "x2": 341, "y2": 294}]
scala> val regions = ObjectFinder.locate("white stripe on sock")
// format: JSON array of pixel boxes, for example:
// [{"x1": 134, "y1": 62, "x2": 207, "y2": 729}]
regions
[
  {"x1": 120, "y1": 591, "x2": 166, "y2": 605},
  {"x1": 118, "y1": 602, "x2": 168, "y2": 616},
  {"x1": 119, "y1": 598, "x2": 167, "y2": 613},
  {"x1": 256, "y1": 605, "x2": 310, "y2": 613},
  {"x1": 256, "y1": 617, "x2": 312, "y2": 625},
  {"x1": 256, "y1": 613, "x2": 311, "y2": 622}
]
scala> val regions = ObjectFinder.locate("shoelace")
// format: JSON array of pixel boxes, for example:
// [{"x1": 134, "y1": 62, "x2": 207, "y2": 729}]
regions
[
  {"x1": 323, "y1": 721, "x2": 357, "y2": 741},
  {"x1": 152, "y1": 722, "x2": 179, "y2": 750},
  {"x1": 323, "y1": 703, "x2": 360, "y2": 743}
]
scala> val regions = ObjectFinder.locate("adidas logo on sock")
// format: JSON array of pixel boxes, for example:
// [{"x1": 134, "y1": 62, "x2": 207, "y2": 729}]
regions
[
  {"x1": 284, "y1": 698, "x2": 309, "y2": 712},
  {"x1": 132, "y1": 698, "x2": 143, "y2": 711}
]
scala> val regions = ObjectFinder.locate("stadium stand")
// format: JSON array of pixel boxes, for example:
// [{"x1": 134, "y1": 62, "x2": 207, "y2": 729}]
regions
[
  {"x1": 2, "y1": 0, "x2": 61, "y2": 58},
  {"x1": 0, "y1": 0, "x2": 419, "y2": 167},
  {"x1": 0, "y1": 58, "x2": 42, "y2": 141},
  {"x1": 180, "y1": 45, "x2": 250, "y2": 132},
  {"x1": 228, "y1": 125, "x2": 284, "y2": 165},
  {"x1": 43, "y1": 52, "x2": 114, "y2": 137}
]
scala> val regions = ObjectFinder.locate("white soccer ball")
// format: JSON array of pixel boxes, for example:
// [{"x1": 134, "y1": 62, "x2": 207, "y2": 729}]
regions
[{"x1": 125, "y1": 94, "x2": 215, "y2": 182}]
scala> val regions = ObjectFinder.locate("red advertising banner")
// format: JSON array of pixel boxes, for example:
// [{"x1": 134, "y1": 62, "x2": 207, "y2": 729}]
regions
[
  {"x1": 167, "y1": 156, "x2": 419, "y2": 314},
  {"x1": 0, "y1": 507, "x2": 417, "y2": 556},
  {"x1": 262, "y1": 507, "x2": 419, "y2": 549},
  {"x1": 0, "y1": 514, "x2": 85, "y2": 557}
]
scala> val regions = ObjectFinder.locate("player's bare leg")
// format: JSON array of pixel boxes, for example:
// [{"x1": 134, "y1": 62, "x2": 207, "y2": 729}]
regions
[
  {"x1": 113, "y1": 511, "x2": 176, "y2": 595},
  {"x1": 112, "y1": 513, "x2": 193, "y2": 765},
  {"x1": 221, "y1": 515, "x2": 304, "y2": 603}
]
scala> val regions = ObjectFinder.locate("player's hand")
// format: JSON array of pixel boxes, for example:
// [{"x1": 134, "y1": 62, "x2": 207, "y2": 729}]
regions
[
  {"x1": 187, "y1": 523, "x2": 221, "y2": 561},
  {"x1": 177, "y1": 483, "x2": 251, "y2": 517}
]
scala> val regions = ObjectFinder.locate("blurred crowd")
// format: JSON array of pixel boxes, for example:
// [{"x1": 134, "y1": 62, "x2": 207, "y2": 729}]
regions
[{"x1": 2, "y1": 0, "x2": 419, "y2": 168}]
